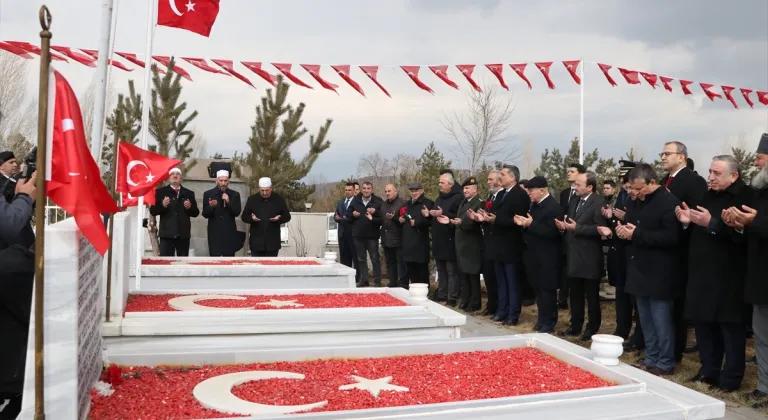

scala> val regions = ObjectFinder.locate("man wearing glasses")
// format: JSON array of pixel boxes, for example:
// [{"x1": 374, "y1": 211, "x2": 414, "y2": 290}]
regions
[{"x1": 658, "y1": 141, "x2": 708, "y2": 363}]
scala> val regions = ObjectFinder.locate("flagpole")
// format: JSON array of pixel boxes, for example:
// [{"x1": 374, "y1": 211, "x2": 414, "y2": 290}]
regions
[
  {"x1": 134, "y1": 0, "x2": 157, "y2": 288},
  {"x1": 105, "y1": 146, "x2": 119, "y2": 323},
  {"x1": 34, "y1": 6, "x2": 53, "y2": 419},
  {"x1": 579, "y1": 56, "x2": 585, "y2": 165},
  {"x1": 89, "y1": 0, "x2": 114, "y2": 161}
]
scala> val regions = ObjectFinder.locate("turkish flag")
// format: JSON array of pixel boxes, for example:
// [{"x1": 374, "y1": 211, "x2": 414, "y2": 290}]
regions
[
  {"x1": 456, "y1": 65, "x2": 482, "y2": 92},
  {"x1": 700, "y1": 83, "x2": 722, "y2": 101},
  {"x1": 721, "y1": 86, "x2": 739, "y2": 109},
  {"x1": 211, "y1": 59, "x2": 255, "y2": 88},
  {"x1": 183, "y1": 57, "x2": 228, "y2": 75},
  {"x1": 45, "y1": 70, "x2": 119, "y2": 255},
  {"x1": 153, "y1": 56, "x2": 193, "y2": 81},
  {"x1": 509, "y1": 64, "x2": 532, "y2": 89},
  {"x1": 740, "y1": 88, "x2": 755, "y2": 108},
  {"x1": 428, "y1": 65, "x2": 459, "y2": 90},
  {"x1": 273, "y1": 63, "x2": 313, "y2": 89},
  {"x1": 241, "y1": 62, "x2": 276, "y2": 85},
  {"x1": 301, "y1": 64, "x2": 338, "y2": 93},
  {"x1": 50, "y1": 46, "x2": 96, "y2": 67},
  {"x1": 659, "y1": 76, "x2": 674, "y2": 92},
  {"x1": 0, "y1": 41, "x2": 34, "y2": 59},
  {"x1": 597, "y1": 63, "x2": 617, "y2": 87},
  {"x1": 618, "y1": 68, "x2": 640, "y2": 85},
  {"x1": 5, "y1": 41, "x2": 69, "y2": 61},
  {"x1": 157, "y1": 0, "x2": 220, "y2": 37},
  {"x1": 639, "y1": 72, "x2": 658, "y2": 88},
  {"x1": 679, "y1": 80, "x2": 694, "y2": 95},
  {"x1": 80, "y1": 49, "x2": 134, "y2": 72},
  {"x1": 359, "y1": 66, "x2": 391, "y2": 97},
  {"x1": 121, "y1": 189, "x2": 156, "y2": 207},
  {"x1": 562, "y1": 60, "x2": 580, "y2": 86},
  {"x1": 757, "y1": 91, "x2": 768, "y2": 106},
  {"x1": 116, "y1": 142, "x2": 181, "y2": 197},
  {"x1": 484, "y1": 64, "x2": 509, "y2": 90},
  {"x1": 401, "y1": 66, "x2": 434, "y2": 94},
  {"x1": 331, "y1": 65, "x2": 365, "y2": 97},
  {"x1": 116, "y1": 52, "x2": 165, "y2": 73}
]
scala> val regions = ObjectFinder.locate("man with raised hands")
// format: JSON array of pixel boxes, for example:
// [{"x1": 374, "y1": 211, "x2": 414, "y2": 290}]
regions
[
  {"x1": 150, "y1": 167, "x2": 199, "y2": 256},
  {"x1": 202, "y1": 170, "x2": 242, "y2": 256}
]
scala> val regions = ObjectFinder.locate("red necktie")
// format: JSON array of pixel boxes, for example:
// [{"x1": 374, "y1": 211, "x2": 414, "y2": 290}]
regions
[{"x1": 665, "y1": 176, "x2": 674, "y2": 189}]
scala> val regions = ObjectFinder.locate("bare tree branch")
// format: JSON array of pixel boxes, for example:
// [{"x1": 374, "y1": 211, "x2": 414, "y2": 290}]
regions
[
  {"x1": 0, "y1": 52, "x2": 36, "y2": 153},
  {"x1": 441, "y1": 82, "x2": 519, "y2": 173}
]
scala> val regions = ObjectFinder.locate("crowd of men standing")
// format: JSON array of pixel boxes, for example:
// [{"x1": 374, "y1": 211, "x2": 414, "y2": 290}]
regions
[{"x1": 334, "y1": 134, "x2": 768, "y2": 409}]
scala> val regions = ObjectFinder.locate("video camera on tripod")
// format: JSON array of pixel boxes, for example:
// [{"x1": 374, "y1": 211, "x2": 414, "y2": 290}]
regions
[{"x1": 0, "y1": 146, "x2": 37, "y2": 201}]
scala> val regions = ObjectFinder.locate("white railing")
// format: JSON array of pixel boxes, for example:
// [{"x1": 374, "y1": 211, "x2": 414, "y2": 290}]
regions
[{"x1": 44, "y1": 199, "x2": 69, "y2": 225}]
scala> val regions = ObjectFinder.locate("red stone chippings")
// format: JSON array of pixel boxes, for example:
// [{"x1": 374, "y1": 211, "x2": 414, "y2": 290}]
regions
[
  {"x1": 124, "y1": 293, "x2": 410, "y2": 312},
  {"x1": 89, "y1": 348, "x2": 615, "y2": 419}
]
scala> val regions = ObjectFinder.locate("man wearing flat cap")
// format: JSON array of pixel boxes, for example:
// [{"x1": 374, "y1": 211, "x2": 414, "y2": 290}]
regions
[
  {"x1": 241, "y1": 177, "x2": 291, "y2": 257},
  {"x1": 150, "y1": 168, "x2": 199, "y2": 256},
  {"x1": 202, "y1": 170, "x2": 242, "y2": 256},
  {"x1": 400, "y1": 182, "x2": 433, "y2": 285}
]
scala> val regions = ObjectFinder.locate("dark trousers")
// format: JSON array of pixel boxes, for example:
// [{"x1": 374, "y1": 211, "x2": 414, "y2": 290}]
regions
[
  {"x1": 557, "y1": 255, "x2": 569, "y2": 305},
  {"x1": 695, "y1": 321, "x2": 746, "y2": 389},
  {"x1": 537, "y1": 286, "x2": 558, "y2": 332},
  {"x1": 630, "y1": 297, "x2": 646, "y2": 347},
  {"x1": 159, "y1": 237, "x2": 190, "y2": 257},
  {"x1": 569, "y1": 277, "x2": 601, "y2": 334},
  {"x1": 519, "y1": 265, "x2": 535, "y2": 303},
  {"x1": 251, "y1": 250, "x2": 278, "y2": 257},
  {"x1": 406, "y1": 262, "x2": 429, "y2": 284},
  {"x1": 674, "y1": 296, "x2": 688, "y2": 361},
  {"x1": 383, "y1": 246, "x2": 408, "y2": 289},
  {"x1": 606, "y1": 246, "x2": 617, "y2": 287},
  {"x1": 494, "y1": 262, "x2": 521, "y2": 322},
  {"x1": 614, "y1": 266, "x2": 633, "y2": 339},
  {"x1": 435, "y1": 260, "x2": 460, "y2": 301},
  {"x1": 340, "y1": 233, "x2": 360, "y2": 282},
  {"x1": 460, "y1": 272, "x2": 481, "y2": 308},
  {"x1": 354, "y1": 238, "x2": 381, "y2": 285},
  {"x1": 482, "y1": 259, "x2": 498, "y2": 314}
]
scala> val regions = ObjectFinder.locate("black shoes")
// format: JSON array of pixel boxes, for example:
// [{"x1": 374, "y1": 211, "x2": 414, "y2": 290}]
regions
[
  {"x1": 689, "y1": 373, "x2": 718, "y2": 387},
  {"x1": 557, "y1": 327, "x2": 580, "y2": 338}
]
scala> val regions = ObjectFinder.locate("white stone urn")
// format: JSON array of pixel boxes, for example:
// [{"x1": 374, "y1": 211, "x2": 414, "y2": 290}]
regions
[
  {"x1": 409, "y1": 284, "x2": 429, "y2": 301},
  {"x1": 323, "y1": 251, "x2": 337, "y2": 263},
  {"x1": 590, "y1": 334, "x2": 624, "y2": 366}
]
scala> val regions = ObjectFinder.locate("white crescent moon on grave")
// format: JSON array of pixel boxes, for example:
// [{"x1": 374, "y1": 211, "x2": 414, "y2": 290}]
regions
[
  {"x1": 193, "y1": 371, "x2": 328, "y2": 416},
  {"x1": 125, "y1": 160, "x2": 147, "y2": 187},
  {"x1": 169, "y1": 0, "x2": 184, "y2": 16},
  {"x1": 168, "y1": 294, "x2": 254, "y2": 311}
]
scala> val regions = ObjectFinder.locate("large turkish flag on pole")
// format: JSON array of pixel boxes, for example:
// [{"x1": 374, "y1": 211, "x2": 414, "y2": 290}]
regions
[
  {"x1": 116, "y1": 142, "x2": 181, "y2": 198},
  {"x1": 45, "y1": 69, "x2": 120, "y2": 255},
  {"x1": 157, "y1": 0, "x2": 220, "y2": 37}
]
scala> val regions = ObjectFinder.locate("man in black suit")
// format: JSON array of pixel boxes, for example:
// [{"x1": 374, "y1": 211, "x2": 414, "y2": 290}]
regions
[
  {"x1": 558, "y1": 162, "x2": 587, "y2": 309},
  {"x1": 556, "y1": 172, "x2": 607, "y2": 341},
  {"x1": 149, "y1": 167, "x2": 200, "y2": 256},
  {"x1": 202, "y1": 170, "x2": 243, "y2": 256},
  {"x1": 241, "y1": 177, "x2": 292, "y2": 257},
  {"x1": 620, "y1": 163, "x2": 683, "y2": 376},
  {"x1": 347, "y1": 181, "x2": 383, "y2": 287},
  {"x1": 476, "y1": 164, "x2": 530, "y2": 326},
  {"x1": 479, "y1": 170, "x2": 502, "y2": 316},
  {"x1": 515, "y1": 176, "x2": 562, "y2": 333},
  {"x1": 335, "y1": 182, "x2": 358, "y2": 270},
  {"x1": 659, "y1": 141, "x2": 707, "y2": 360}
]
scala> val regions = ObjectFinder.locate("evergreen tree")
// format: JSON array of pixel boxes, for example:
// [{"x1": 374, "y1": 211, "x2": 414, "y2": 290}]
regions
[
  {"x1": 237, "y1": 75, "x2": 332, "y2": 211},
  {"x1": 534, "y1": 137, "x2": 598, "y2": 194},
  {"x1": 102, "y1": 80, "x2": 142, "y2": 190},
  {"x1": 416, "y1": 142, "x2": 452, "y2": 199},
  {"x1": 731, "y1": 146, "x2": 757, "y2": 182}
]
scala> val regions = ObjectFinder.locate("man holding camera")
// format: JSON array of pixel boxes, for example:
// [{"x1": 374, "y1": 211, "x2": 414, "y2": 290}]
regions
[
  {"x1": 0, "y1": 151, "x2": 20, "y2": 202},
  {"x1": 149, "y1": 168, "x2": 200, "y2": 257},
  {"x1": 0, "y1": 170, "x2": 36, "y2": 419}
]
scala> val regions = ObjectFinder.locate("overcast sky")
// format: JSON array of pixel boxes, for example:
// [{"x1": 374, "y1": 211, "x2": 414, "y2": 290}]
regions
[{"x1": 1, "y1": 0, "x2": 767, "y2": 181}]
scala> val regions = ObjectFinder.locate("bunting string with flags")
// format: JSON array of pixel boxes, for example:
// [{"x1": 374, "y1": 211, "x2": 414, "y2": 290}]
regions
[{"x1": 3, "y1": 41, "x2": 767, "y2": 109}]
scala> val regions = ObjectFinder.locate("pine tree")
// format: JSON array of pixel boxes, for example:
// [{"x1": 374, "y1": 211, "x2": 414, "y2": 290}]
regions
[
  {"x1": 102, "y1": 80, "x2": 142, "y2": 190},
  {"x1": 731, "y1": 146, "x2": 757, "y2": 182},
  {"x1": 534, "y1": 137, "x2": 599, "y2": 194},
  {"x1": 416, "y1": 142, "x2": 452, "y2": 199},
  {"x1": 238, "y1": 75, "x2": 332, "y2": 211}
]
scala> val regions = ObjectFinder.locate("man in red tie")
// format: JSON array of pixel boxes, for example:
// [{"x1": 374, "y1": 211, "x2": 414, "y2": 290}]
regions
[
  {"x1": 149, "y1": 167, "x2": 200, "y2": 256},
  {"x1": 658, "y1": 141, "x2": 707, "y2": 362}
]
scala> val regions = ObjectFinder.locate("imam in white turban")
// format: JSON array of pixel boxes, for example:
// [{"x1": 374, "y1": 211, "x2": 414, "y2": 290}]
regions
[
  {"x1": 258, "y1": 177, "x2": 272, "y2": 188},
  {"x1": 216, "y1": 170, "x2": 229, "y2": 179},
  {"x1": 169, "y1": 168, "x2": 182, "y2": 175}
]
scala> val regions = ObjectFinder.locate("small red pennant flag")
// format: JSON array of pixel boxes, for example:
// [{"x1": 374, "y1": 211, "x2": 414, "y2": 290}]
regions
[
  {"x1": 700, "y1": 83, "x2": 722, "y2": 101},
  {"x1": 359, "y1": 65, "x2": 391, "y2": 97},
  {"x1": 680, "y1": 80, "x2": 694, "y2": 95},
  {"x1": 455, "y1": 65, "x2": 482, "y2": 92},
  {"x1": 484, "y1": 64, "x2": 509, "y2": 90},
  {"x1": 0, "y1": 41, "x2": 34, "y2": 59},
  {"x1": 116, "y1": 52, "x2": 165, "y2": 73},
  {"x1": 301, "y1": 64, "x2": 338, "y2": 93},
  {"x1": 757, "y1": 91, "x2": 768, "y2": 106},
  {"x1": 401, "y1": 66, "x2": 434, "y2": 94},
  {"x1": 597, "y1": 63, "x2": 617, "y2": 86},
  {"x1": 562, "y1": 60, "x2": 581, "y2": 85},
  {"x1": 6, "y1": 41, "x2": 68, "y2": 61},
  {"x1": 153, "y1": 56, "x2": 193, "y2": 81},
  {"x1": 659, "y1": 76, "x2": 674, "y2": 92},
  {"x1": 639, "y1": 72, "x2": 658, "y2": 88},
  {"x1": 535, "y1": 62, "x2": 556, "y2": 89},
  {"x1": 331, "y1": 65, "x2": 365, "y2": 97},
  {"x1": 80, "y1": 49, "x2": 133, "y2": 72},
  {"x1": 182, "y1": 57, "x2": 229, "y2": 75},
  {"x1": 51, "y1": 46, "x2": 96, "y2": 67},
  {"x1": 272, "y1": 63, "x2": 313, "y2": 89},
  {"x1": 211, "y1": 59, "x2": 254, "y2": 88},
  {"x1": 721, "y1": 86, "x2": 739, "y2": 109},
  {"x1": 240, "y1": 62, "x2": 276, "y2": 86},
  {"x1": 428, "y1": 65, "x2": 459, "y2": 89},
  {"x1": 509, "y1": 64, "x2": 532, "y2": 89},
  {"x1": 618, "y1": 68, "x2": 640, "y2": 84},
  {"x1": 740, "y1": 88, "x2": 755, "y2": 108}
]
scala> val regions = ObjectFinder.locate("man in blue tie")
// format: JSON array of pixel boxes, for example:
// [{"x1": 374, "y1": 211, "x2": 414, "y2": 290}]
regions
[{"x1": 336, "y1": 183, "x2": 359, "y2": 278}]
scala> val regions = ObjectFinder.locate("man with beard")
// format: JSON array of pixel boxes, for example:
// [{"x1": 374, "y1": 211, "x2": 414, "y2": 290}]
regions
[
  {"x1": 150, "y1": 168, "x2": 200, "y2": 257},
  {"x1": 241, "y1": 177, "x2": 291, "y2": 257},
  {"x1": 620, "y1": 164, "x2": 682, "y2": 376},
  {"x1": 515, "y1": 176, "x2": 562, "y2": 333},
  {"x1": 724, "y1": 133, "x2": 768, "y2": 407},
  {"x1": 380, "y1": 184, "x2": 407, "y2": 288},
  {"x1": 478, "y1": 170, "x2": 502, "y2": 316},
  {"x1": 426, "y1": 172, "x2": 463, "y2": 305},
  {"x1": 400, "y1": 183, "x2": 433, "y2": 284},
  {"x1": 677, "y1": 156, "x2": 752, "y2": 391},
  {"x1": 202, "y1": 170, "x2": 243, "y2": 256},
  {"x1": 659, "y1": 141, "x2": 707, "y2": 359},
  {"x1": 440, "y1": 176, "x2": 484, "y2": 311}
]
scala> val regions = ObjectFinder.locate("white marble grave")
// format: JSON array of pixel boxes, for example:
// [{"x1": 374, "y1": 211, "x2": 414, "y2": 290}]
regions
[
  {"x1": 101, "y1": 211, "x2": 132, "y2": 321},
  {"x1": 103, "y1": 288, "x2": 466, "y2": 360},
  {"x1": 106, "y1": 334, "x2": 726, "y2": 420},
  {"x1": 132, "y1": 256, "x2": 357, "y2": 291},
  {"x1": 18, "y1": 218, "x2": 104, "y2": 419}
]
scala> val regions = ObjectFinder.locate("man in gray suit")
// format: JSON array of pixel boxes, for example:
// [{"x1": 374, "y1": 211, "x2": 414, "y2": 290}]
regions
[{"x1": 556, "y1": 172, "x2": 608, "y2": 341}]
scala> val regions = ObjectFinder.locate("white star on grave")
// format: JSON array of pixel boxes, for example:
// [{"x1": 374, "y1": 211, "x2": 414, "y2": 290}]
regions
[
  {"x1": 255, "y1": 299, "x2": 303, "y2": 308},
  {"x1": 145, "y1": 172, "x2": 155, "y2": 183},
  {"x1": 338, "y1": 376, "x2": 409, "y2": 398},
  {"x1": 186, "y1": 0, "x2": 196, "y2": 11}
]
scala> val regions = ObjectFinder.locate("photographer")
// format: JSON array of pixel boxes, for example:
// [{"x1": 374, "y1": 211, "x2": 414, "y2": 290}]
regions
[
  {"x1": 0, "y1": 151, "x2": 20, "y2": 202},
  {"x1": 0, "y1": 174, "x2": 36, "y2": 419}
]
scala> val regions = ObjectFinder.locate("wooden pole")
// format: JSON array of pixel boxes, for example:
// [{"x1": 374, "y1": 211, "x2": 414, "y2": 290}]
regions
[{"x1": 34, "y1": 6, "x2": 53, "y2": 419}]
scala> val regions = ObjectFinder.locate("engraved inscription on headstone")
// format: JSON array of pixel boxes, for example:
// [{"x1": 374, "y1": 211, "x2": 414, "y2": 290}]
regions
[{"x1": 76, "y1": 235, "x2": 103, "y2": 417}]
